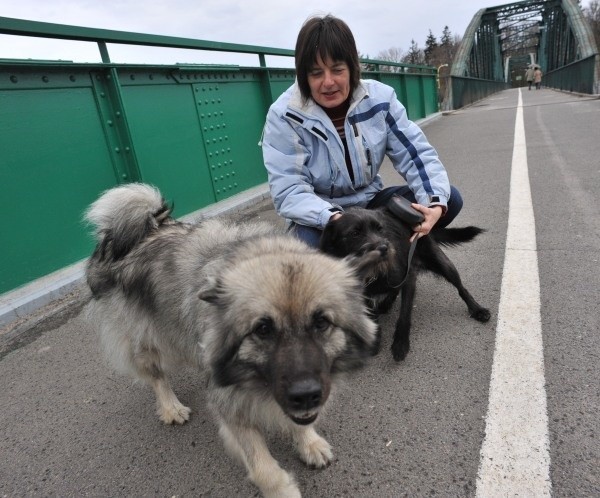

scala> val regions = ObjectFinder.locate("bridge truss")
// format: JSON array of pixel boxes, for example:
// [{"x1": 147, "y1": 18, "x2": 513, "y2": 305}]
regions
[{"x1": 451, "y1": 0, "x2": 599, "y2": 94}]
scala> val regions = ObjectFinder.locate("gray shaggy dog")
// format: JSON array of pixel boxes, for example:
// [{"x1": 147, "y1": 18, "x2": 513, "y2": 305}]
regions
[{"x1": 84, "y1": 183, "x2": 379, "y2": 498}]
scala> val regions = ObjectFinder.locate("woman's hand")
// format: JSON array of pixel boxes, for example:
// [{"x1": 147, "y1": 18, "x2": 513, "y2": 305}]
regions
[{"x1": 410, "y1": 204, "x2": 443, "y2": 242}]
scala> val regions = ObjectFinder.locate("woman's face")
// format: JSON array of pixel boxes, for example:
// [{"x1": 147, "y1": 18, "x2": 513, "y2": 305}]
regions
[{"x1": 307, "y1": 54, "x2": 350, "y2": 108}]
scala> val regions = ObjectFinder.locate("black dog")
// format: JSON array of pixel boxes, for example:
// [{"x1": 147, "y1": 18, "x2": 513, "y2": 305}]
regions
[{"x1": 320, "y1": 206, "x2": 491, "y2": 361}]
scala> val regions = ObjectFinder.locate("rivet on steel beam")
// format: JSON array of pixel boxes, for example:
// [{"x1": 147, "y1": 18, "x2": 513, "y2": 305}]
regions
[
  {"x1": 42, "y1": 76, "x2": 49, "y2": 83},
  {"x1": 69, "y1": 75, "x2": 76, "y2": 82},
  {"x1": 107, "y1": 120, "x2": 114, "y2": 126},
  {"x1": 130, "y1": 74, "x2": 135, "y2": 80},
  {"x1": 122, "y1": 174, "x2": 128, "y2": 179},
  {"x1": 115, "y1": 111, "x2": 122, "y2": 117},
  {"x1": 115, "y1": 147, "x2": 121, "y2": 153},
  {"x1": 10, "y1": 75, "x2": 17, "y2": 83}
]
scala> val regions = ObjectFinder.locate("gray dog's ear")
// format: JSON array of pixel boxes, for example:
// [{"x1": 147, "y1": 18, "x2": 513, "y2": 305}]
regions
[
  {"x1": 198, "y1": 278, "x2": 220, "y2": 303},
  {"x1": 198, "y1": 261, "x2": 223, "y2": 303}
]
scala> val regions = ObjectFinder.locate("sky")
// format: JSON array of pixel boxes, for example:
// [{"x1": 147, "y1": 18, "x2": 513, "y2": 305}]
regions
[{"x1": 0, "y1": 0, "x2": 595, "y2": 67}]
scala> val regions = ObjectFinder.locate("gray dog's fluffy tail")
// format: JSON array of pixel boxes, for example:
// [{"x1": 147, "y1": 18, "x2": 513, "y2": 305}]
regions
[{"x1": 85, "y1": 183, "x2": 172, "y2": 261}]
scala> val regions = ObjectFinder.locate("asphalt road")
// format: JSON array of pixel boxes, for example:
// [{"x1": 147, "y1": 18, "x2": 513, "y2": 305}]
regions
[{"x1": 1, "y1": 88, "x2": 598, "y2": 497}]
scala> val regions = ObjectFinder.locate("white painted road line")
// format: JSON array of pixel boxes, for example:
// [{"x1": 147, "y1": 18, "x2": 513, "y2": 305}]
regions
[{"x1": 476, "y1": 89, "x2": 552, "y2": 496}]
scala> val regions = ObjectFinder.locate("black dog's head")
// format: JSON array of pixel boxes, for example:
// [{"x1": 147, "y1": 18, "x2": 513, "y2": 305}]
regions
[{"x1": 320, "y1": 208, "x2": 401, "y2": 278}]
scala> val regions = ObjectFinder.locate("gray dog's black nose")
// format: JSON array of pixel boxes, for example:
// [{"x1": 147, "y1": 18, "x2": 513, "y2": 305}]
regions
[
  {"x1": 377, "y1": 243, "x2": 388, "y2": 256},
  {"x1": 288, "y1": 379, "x2": 322, "y2": 411}
]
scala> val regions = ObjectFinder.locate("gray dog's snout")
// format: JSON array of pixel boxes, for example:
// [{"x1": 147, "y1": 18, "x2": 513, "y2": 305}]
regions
[{"x1": 288, "y1": 379, "x2": 322, "y2": 411}]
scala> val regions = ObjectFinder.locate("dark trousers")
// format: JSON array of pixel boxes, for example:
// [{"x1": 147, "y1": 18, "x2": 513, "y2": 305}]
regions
[{"x1": 291, "y1": 185, "x2": 463, "y2": 248}]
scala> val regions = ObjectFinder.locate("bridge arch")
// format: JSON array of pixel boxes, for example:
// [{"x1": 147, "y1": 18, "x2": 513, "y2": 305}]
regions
[{"x1": 449, "y1": 0, "x2": 599, "y2": 107}]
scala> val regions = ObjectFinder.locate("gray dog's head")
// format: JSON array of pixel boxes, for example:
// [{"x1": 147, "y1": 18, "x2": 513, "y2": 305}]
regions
[{"x1": 199, "y1": 236, "x2": 378, "y2": 425}]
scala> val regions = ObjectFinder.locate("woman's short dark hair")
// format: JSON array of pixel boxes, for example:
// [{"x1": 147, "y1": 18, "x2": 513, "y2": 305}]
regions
[{"x1": 295, "y1": 15, "x2": 362, "y2": 102}]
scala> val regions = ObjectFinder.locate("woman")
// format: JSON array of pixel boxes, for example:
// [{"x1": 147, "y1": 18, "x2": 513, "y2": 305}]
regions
[{"x1": 261, "y1": 14, "x2": 463, "y2": 247}]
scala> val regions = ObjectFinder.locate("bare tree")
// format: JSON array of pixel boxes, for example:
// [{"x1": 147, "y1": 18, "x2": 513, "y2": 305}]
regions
[
  {"x1": 375, "y1": 47, "x2": 405, "y2": 72},
  {"x1": 582, "y1": 0, "x2": 600, "y2": 49}
]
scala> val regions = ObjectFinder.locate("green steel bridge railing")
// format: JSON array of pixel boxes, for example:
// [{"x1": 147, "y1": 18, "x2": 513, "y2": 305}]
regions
[{"x1": 0, "y1": 16, "x2": 438, "y2": 297}]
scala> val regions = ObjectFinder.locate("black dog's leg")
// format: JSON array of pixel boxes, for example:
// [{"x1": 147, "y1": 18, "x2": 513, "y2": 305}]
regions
[
  {"x1": 372, "y1": 288, "x2": 400, "y2": 315},
  {"x1": 391, "y1": 270, "x2": 418, "y2": 361},
  {"x1": 421, "y1": 243, "x2": 491, "y2": 322}
]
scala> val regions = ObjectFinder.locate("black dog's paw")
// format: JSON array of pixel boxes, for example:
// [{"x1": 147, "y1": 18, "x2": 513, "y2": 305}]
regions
[
  {"x1": 391, "y1": 340, "x2": 410, "y2": 361},
  {"x1": 471, "y1": 307, "x2": 491, "y2": 322}
]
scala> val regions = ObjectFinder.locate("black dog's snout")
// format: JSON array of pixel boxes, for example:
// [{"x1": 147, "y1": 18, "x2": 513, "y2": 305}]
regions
[
  {"x1": 360, "y1": 241, "x2": 388, "y2": 257},
  {"x1": 288, "y1": 379, "x2": 322, "y2": 411},
  {"x1": 376, "y1": 243, "x2": 388, "y2": 256}
]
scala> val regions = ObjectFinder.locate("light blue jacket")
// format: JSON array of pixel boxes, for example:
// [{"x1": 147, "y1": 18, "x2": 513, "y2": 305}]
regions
[{"x1": 261, "y1": 79, "x2": 450, "y2": 229}]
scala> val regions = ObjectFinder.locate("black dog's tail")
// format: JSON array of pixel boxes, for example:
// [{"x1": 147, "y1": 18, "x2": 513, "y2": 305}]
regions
[
  {"x1": 430, "y1": 226, "x2": 485, "y2": 247},
  {"x1": 84, "y1": 183, "x2": 172, "y2": 261}
]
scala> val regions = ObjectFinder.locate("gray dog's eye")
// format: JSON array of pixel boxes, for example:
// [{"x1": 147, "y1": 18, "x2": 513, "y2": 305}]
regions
[
  {"x1": 253, "y1": 318, "x2": 274, "y2": 339},
  {"x1": 313, "y1": 313, "x2": 331, "y2": 333}
]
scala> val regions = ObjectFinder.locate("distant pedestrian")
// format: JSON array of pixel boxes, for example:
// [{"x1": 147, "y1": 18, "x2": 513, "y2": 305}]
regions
[
  {"x1": 534, "y1": 67, "x2": 543, "y2": 90},
  {"x1": 525, "y1": 66, "x2": 534, "y2": 90}
]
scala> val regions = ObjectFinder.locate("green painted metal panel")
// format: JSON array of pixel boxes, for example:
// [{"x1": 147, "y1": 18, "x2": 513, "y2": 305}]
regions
[
  {"x1": 120, "y1": 83, "x2": 216, "y2": 216},
  {"x1": 0, "y1": 16, "x2": 441, "y2": 298},
  {"x1": 194, "y1": 77, "x2": 269, "y2": 202},
  {"x1": 0, "y1": 87, "x2": 117, "y2": 294},
  {"x1": 404, "y1": 75, "x2": 425, "y2": 120}
]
